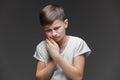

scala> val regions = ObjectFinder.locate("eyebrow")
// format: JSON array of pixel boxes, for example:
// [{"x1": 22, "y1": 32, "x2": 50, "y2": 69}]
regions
[{"x1": 44, "y1": 26, "x2": 61, "y2": 30}]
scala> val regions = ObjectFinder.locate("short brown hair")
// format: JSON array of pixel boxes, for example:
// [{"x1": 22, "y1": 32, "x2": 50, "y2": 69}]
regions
[{"x1": 39, "y1": 4, "x2": 66, "y2": 26}]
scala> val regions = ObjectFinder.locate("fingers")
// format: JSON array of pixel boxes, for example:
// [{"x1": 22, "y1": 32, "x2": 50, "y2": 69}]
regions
[
  {"x1": 50, "y1": 38, "x2": 56, "y2": 44},
  {"x1": 46, "y1": 37, "x2": 59, "y2": 49},
  {"x1": 46, "y1": 38, "x2": 55, "y2": 47},
  {"x1": 46, "y1": 37, "x2": 56, "y2": 45},
  {"x1": 46, "y1": 39, "x2": 51, "y2": 46}
]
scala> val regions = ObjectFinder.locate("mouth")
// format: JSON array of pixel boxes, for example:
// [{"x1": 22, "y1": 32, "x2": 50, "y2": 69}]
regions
[
  {"x1": 52, "y1": 38, "x2": 58, "y2": 40},
  {"x1": 51, "y1": 37, "x2": 59, "y2": 41}
]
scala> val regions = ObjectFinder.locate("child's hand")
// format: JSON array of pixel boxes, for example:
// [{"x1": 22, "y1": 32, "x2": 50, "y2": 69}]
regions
[{"x1": 46, "y1": 37, "x2": 60, "y2": 60}]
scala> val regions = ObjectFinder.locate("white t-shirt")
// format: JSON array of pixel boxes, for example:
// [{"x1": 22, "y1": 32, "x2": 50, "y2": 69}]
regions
[{"x1": 34, "y1": 36, "x2": 91, "y2": 80}]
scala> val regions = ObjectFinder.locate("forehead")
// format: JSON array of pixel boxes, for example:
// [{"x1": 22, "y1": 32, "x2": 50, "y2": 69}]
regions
[{"x1": 44, "y1": 19, "x2": 64, "y2": 29}]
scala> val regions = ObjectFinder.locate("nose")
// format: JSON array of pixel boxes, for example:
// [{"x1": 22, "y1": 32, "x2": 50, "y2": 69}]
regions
[{"x1": 52, "y1": 30, "x2": 57, "y2": 37}]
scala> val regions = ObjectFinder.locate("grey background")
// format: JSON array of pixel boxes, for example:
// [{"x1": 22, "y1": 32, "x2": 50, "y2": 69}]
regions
[{"x1": 0, "y1": 0, "x2": 120, "y2": 80}]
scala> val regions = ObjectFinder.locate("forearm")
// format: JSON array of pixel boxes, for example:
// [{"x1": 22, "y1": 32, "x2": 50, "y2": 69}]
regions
[
  {"x1": 46, "y1": 38, "x2": 84, "y2": 80},
  {"x1": 53, "y1": 56, "x2": 83, "y2": 80},
  {"x1": 36, "y1": 61, "x2": 56, "y2": 80}
]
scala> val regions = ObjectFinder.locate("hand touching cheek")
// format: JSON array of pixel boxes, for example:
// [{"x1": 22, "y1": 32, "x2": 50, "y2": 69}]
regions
[{"x1": 46, "y1": 38, "x2": 60, "y2": 60}]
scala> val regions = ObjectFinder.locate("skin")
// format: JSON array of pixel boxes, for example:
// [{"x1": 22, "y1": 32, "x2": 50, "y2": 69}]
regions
[{"x1": 35, "y1": 19, "x2": 86, "y2": 80}]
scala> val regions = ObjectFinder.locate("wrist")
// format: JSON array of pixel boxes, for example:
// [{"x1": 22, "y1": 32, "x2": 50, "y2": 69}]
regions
[
  {"x1": 52, "y1": 54, "x2": 61, "y2": 63},
  {"x1": 50, "y1": 58, "x2": 56, "y2": 65}
]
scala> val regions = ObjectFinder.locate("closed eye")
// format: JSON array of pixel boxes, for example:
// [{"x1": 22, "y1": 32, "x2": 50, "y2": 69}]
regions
[
  {"x1": 45, "y1": 29, "x2": 51, "y2": 32},
  {"x1": 54, "y1": 26, "x2": 60, "y2": 30}
]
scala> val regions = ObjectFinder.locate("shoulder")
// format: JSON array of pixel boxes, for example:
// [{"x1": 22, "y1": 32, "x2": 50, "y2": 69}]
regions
[
  {"x1": 36, "y1": 40, "x2": 46, "y2": 50},
  {"x1": 69, "y1": 36, "x2": 91, "y2": 57},
  {"x1": 69, "y1": 35, "x2": 84, "y2": 43},
  {"x1": 68, "y1": 35, "x2": 86, "y2": 48},
  {"x1": 35, "y1": 40, "x2": 48, "y2": 56}
]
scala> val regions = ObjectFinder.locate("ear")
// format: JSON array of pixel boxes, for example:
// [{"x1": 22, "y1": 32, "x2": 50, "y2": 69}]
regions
[{"x1": 64, "y1": 19, "x2": 68, "y2": 29}]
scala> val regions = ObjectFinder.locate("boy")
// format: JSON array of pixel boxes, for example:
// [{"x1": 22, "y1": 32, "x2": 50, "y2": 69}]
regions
[{"x1": 34, "y1": 4, "x2": 91, "y2": 80}]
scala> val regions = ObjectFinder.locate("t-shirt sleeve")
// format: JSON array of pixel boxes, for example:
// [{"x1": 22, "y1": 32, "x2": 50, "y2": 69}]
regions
[
  {"x1": 33, "y1": 46, "x2": 45, "y2": 62},
  {"x1": 33, "y1": 41, "x2": 49, "y2": 65},
  {"x1": 74, "y1": 39, "x2": 91, "y2": 57}
]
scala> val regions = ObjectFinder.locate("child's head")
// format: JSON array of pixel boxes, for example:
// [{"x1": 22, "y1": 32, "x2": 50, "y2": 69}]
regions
[{"x1": 39, "y1": 4, "x2": 66, "y2": 27}]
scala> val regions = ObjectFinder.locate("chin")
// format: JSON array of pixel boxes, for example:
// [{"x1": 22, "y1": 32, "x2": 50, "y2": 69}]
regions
[
  {"x1": 53, "y1": 38, "x2": 60, "y2": 42},
  {"x1": 53, "y1": 39, "x2": 59, "y2": 42}
]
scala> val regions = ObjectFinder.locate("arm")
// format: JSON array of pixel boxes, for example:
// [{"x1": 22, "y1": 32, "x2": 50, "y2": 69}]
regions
[
  {"x1": 53, "y1": 54, "x2": 86, "y2": 80},
  {"x1": 35, "y1": 60, "x2": 56, "y2": 80},
  {"x1": 46, "y1": 38, "x2": 86, "y2": 80}
]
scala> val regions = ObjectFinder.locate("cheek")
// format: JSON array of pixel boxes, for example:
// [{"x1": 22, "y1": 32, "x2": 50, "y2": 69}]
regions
[
  {"x1": 59, "y1": 28, "x2": 65, "y2": 34},
  {"x1": 45, "y1": 33, "x2": 51, "y2": 37},
  {"x1": 58, "y1": 27, "x2": 64, "y2": 32}
]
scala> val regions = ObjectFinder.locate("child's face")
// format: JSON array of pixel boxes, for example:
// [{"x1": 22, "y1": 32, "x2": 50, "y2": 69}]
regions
[{"x1": 44, "y1": 19, "x2": 68, "y2": 42}]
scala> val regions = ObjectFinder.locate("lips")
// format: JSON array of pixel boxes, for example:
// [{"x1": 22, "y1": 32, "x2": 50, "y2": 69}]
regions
[
  {"x1": 52, "y1": 37, "x2": 58, "y2": 40},
  {"x1": 51, "y1": 37, "x2": 59, "y2": 41}
]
